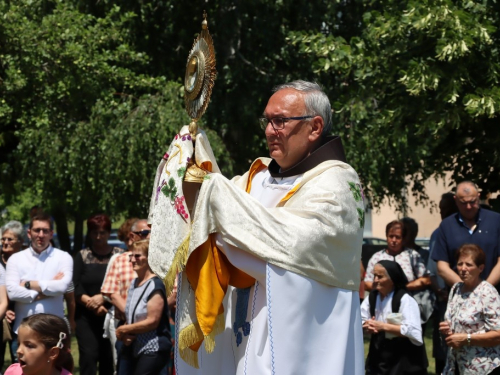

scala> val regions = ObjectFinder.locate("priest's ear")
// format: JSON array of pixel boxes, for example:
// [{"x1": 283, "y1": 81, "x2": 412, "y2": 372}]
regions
[{"x1": 308, "y1": 115, "x2": 324, "y2": 143}]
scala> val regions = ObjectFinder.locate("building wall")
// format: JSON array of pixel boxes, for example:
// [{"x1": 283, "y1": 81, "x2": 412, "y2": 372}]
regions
[{"x1": 366, "y1": 173, "x2": 454, "y2": 239}]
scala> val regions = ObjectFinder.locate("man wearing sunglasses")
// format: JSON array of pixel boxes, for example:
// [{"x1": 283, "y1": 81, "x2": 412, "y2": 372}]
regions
[
  {"x1": 156, "y1": 81, "x2": 365, "y2": 375},
  {"x1": 5, "y1": 213, "x2": 73, "y2": 334}
]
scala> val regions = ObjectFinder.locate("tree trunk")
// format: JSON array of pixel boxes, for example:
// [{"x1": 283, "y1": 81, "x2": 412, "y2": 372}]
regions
[
  {"x1": 51, "y1": 206, "x2": 71, "y2": 252},
  {"x1": 73, "y1": 214, "x2": 84, "y2": 253}
]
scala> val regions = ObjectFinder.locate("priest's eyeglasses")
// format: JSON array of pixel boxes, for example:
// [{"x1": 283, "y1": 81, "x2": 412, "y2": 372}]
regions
[{"x1": 259, "y1": 116, "x2": 314, "y2": 131}]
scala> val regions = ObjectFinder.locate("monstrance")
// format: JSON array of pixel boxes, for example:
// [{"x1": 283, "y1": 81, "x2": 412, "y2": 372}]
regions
[{"x1": 183, "y1": 11, "x2": 217, "y2": 183}]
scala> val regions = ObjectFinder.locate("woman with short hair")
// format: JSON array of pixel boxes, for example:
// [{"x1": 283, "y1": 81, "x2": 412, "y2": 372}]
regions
[
  {"x1": 0, "y1": 221, "x2": 24, "y2": 266},
  {"x1": 440, "y1": 244, "x2": 500, "y2": 374},
  {"x1": 116, "y1": 239, "x2": 171, "y2": 375},
  {"x1": 364, "y1": 220, "x2": 430, "y2": 293},
  {"x1": 0, "y1": 220, "x2": 25, "y2": 368}
]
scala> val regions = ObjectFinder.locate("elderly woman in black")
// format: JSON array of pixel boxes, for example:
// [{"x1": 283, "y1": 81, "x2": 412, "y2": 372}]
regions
[{"x1": 361, "y1": 260, "x2": 427, "y2": 375}]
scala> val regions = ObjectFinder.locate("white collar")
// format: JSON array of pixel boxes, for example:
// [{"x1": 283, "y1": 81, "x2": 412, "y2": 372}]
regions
[{"x1": 29, "y1": 245, "x2": 53, "y2": 257}]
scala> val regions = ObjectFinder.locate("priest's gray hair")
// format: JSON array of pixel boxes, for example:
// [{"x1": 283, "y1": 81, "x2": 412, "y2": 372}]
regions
[
  {"x1": 0, "y1": 220, "x2": 24, "y2": 241},
  {"x1": 273, "y1": 80, "x2": 332, "y2": 137}
]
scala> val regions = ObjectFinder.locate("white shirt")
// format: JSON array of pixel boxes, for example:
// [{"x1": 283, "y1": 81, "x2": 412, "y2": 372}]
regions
[
  {"x1": 0, "y1": 264, "x2": 5, "y2": 286},
  {"x1": 6, "y1": 246, "x2": 73, "y2": 332},
  {"x1": 360, "y1": 291, "x2": 423, "y2": 346}
]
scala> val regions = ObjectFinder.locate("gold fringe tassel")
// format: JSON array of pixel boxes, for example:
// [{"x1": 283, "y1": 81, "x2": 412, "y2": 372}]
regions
[
  {"x1": 178, "y1": 322, "x2": 203, "y2": 368},
  {"x1": 163, "y1": 233, "x2": 191, "y2": 294},
  {"x1": 203, "y1": 313, "x2": 225, "y2": 353},
  {"x1": 178, "y1": 313, "x2": 225, "y2": 368},
  {"x1": 179, "y1": 347, "x2": 199, "y2": 369}
]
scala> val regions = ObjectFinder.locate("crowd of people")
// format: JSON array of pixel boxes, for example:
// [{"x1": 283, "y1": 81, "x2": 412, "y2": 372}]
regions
[
  {"x1": 2, "y1": 80, "x2": 500, "y2": 375},
  {"x1": 0, "y1": 213, "x2": 175, "y2": 375},
  {"x1": 362, "y1": 181, "x2": 500, "y2": 375}
]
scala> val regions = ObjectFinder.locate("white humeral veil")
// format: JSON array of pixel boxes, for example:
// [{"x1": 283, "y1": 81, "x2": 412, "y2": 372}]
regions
[
  {"x1": 174, "y1": 169, "x2": 365, "y2": 375},
  {"x1": 148, "y1": 129, "x2": 365, "y2": 373}
]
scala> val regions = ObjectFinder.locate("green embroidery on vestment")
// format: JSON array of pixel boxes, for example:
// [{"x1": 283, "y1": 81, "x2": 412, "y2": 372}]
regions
[
  {"x1": 177, "y1": 166, "x2": 187, "y2": 178},
  {"x1": 348, "y1": 182, "x2": 362, "y2": 202},
  {"x1": 161, "y1": 177, "x2": 178, "y2": 201},
  {"x1": 357, "y1": 208, "x2": 365, "y2": 228}
]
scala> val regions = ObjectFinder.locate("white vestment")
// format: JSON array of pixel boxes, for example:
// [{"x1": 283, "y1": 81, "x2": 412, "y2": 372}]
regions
[{"x1": 175, "y1": 169, "x2": 365, "y2": 375}]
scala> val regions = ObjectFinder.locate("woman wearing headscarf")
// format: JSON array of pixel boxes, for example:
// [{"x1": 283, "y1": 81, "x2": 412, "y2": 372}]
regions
[{"x1": 361, "y1": 260, "x2": 427, "y2": 375}]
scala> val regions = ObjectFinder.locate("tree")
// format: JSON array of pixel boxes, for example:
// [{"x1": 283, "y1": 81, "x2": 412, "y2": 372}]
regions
[
  {"x1": 68, "y1": 0, "x2": 500, "y2": 209},
  {"x1": 0, "y1": 1, "x2": 229, "y2": 249},
  {"x1": 2, "y1": 0, "x2": 500, "y2": 242},
  {"x1": 287, "y1": 0, "x2": 500, "y2": 208}
]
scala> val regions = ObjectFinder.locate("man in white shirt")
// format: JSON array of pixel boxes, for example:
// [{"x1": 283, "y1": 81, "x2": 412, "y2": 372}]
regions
[{"x1": 6, "y1": 213, "x2": 73, "y2": 333}]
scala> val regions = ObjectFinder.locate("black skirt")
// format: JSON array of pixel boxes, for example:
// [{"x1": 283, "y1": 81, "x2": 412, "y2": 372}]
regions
[{"x1": 366, "y1": 332, "x2": 428, "y2": 375}]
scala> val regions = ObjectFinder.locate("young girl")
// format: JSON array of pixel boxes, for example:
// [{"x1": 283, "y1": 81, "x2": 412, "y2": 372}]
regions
[{"x1": 5, "y1": 314, "x2": 73, "y2": 375}]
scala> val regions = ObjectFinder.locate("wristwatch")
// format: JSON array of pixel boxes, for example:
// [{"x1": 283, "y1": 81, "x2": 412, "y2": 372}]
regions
[
  {"x1": 24, "y1": 281, "x2": 31, "y2": 290},
  {"x1": 467, "y1": 333, "x2": 471, "y2": 346}
]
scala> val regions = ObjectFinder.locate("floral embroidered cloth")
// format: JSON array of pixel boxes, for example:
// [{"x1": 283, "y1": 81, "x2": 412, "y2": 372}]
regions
[
  {"x1": 364, "y1": 248, "x2": 427, "y2": 283},
  {"x1": 148, "y1": 125, "x2": 221, "y2": 290},
  {"x1": 444, "y1": 280, "x2": 500, "y2": 374}
]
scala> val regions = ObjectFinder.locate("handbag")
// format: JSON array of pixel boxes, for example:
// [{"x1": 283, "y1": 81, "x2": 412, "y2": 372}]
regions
[
  {"x1": 2, "y1": 318, "x2": 12, "y2": 342},
  {"x1": 409, "y1": 251, "x2": 436, "y2": 324}
]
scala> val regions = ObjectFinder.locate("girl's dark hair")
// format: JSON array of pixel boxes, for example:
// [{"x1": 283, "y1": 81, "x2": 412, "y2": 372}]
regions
[{"x1": 20, "y1": 314, "x2": 74, "y2": 372}]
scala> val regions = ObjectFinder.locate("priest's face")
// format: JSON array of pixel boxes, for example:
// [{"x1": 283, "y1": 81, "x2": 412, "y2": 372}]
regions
[{"x1": 263, "y1": 89, "x2": 322, "y2": 170}]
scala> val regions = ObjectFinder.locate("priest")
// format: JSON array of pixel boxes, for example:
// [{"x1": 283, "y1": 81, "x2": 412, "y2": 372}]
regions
[{"x1": 150, "y1": 80, "x2": 365, "y2": 374}]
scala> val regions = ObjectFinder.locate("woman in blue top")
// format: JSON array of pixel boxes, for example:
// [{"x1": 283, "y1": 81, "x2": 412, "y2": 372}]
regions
[{"x1": 116, "y1": 240, "x2": 172, "y2": 375}]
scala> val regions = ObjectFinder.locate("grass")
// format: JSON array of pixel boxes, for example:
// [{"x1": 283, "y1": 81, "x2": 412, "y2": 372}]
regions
[
  {"x1": 5, "y1": 320, "x2": 439, "y2": 375},
  {"x1": 364, "y1": 317, "x2": 438, "y2": 375},
  {"x1": 5, "y1": 330, "x2": 438, "y2": 375},
  {"x1": 6, "y1": 334, "x2": 438, "y2": 375}
]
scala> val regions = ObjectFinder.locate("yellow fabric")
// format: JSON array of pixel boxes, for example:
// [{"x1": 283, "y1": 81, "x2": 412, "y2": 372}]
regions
[
  {"x1": 180, "y1": 159, "x2": 308, "y2": 357},
  {"x1": 182, "y1": 158, "x2": 265, "y2": 348},
  {"x1": 278, "y1": 183, "x2": 302, "y2": 205},
  {"x1": 245, "y1": 159, "x2": 267, "y2": 193},
  {"x1": 184, "y1": 233, "x2": 255, "y2": 356}
]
